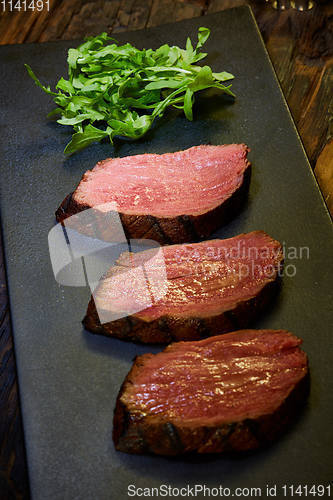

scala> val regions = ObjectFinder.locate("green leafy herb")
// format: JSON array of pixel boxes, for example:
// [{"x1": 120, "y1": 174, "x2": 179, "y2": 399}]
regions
[{"x1": 25, "y1": 27, "x2": 234, "y2": 154}]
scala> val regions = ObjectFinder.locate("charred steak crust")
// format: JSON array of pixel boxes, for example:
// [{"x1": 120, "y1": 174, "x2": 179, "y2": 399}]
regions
[
  {"x1": 55, "y1": 145, "x2": 251, "y2": 244},
  {"x1": 82, "y1": 279, "x2": 278, "y2": 344},
  {"x1": 113, "y1": 331, "x2": 309, "y2": 456}
]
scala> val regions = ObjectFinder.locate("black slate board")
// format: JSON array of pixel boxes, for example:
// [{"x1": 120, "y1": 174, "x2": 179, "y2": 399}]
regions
[{"x1": 1, "y1": 6, "x2": 332, "y2": 500}]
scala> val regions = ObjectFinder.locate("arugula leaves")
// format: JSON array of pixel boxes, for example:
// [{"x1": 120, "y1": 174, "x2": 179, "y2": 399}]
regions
[{"x1": 25, "y1": 27, "x2": 234, "y2": 154}]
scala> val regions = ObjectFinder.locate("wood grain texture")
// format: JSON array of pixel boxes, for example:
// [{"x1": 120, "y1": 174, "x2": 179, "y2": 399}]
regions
[
  {"x1": 315, "y1": 139, "x2": 333, "y2": 214},
  {"x1": 0, "y1": 1, "x2": 332, "y2": 498},
  {"x1": 0, "y1": 231, "x2": 29, "y2": 500}
]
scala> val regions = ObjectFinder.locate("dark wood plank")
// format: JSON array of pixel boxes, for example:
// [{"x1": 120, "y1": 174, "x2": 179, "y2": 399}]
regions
[
  {"x1": 147, "y1": 0, "x2": 204, "y2": 26},
  {"x1": 0, "y1": 1, "x2": 332, "y2": 498},
  {"x1": 0, "y1": 230, "x2": 29, "y2": 500},
  {"x1": 315, "y1": 139, "x2": 333, "y2": 214}
]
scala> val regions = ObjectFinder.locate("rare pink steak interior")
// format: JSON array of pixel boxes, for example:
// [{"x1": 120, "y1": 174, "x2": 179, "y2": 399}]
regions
[
  {"x1": 56, "y1": 144, "x2": 251, "y2": 243},
  {"x1": 113, "y1": 329, "x2": 308, "y2": 455},
  {"x1": 83, "y1": 231, "x2": 284, "y2": 343}
]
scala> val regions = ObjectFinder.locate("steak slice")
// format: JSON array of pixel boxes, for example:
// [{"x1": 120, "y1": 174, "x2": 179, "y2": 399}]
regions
[
  {"x1": 113, "y1": 329, "x2": 308, "y2": 455},
  {"x1": 83, "y1": 231, "x2": 283, "y2": 343},
  {"x1": 56, "y1": 144, "x2": 250, "y2": 244}
]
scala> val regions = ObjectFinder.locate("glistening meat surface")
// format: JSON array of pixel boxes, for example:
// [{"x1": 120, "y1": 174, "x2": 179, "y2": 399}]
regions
[
  {"x1": 113, "y1": 329, "x2": 308, "y2": 455},
  {"x1": 56, "y1": 144, "x2": 250, "y2": 243},
  {"x1": 65, "y1": 144, "x2": 249, "y2": 216},
  {"x1": 83, "y1": 231, "x2": 284, "y2": 343},
  {"x1": 122, "y1": 330, "x2": 307, "y2": 423}
]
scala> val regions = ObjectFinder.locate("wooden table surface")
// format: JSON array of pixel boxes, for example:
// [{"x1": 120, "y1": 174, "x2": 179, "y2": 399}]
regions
[{"x1": 0, "y1": 0, "x2": 332, "y2": 498}]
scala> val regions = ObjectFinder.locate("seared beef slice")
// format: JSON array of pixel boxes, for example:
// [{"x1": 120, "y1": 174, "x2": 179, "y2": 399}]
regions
[
  {"x1": 113, "y1": 329, "x2": 308, "y2": 455},
  {"x1": 83, "y1": 231, "x2": 283, "y2": 343},
  {"x1": 56, "y1": 144, "x2": 250, "y2": 244}
]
